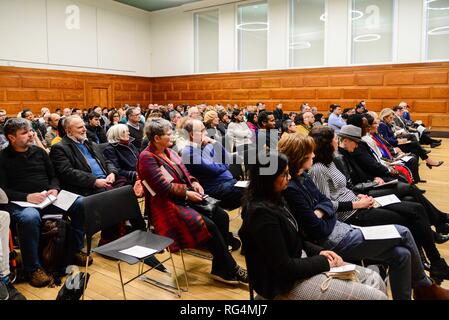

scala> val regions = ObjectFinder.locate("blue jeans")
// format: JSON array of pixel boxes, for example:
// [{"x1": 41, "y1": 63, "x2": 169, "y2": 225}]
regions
[
  {"x1": 9, "y1": 197, "x2": 85, "y2": 273},
  {"x1": 330, "y1": 225, "x2": 431, "y2": 300}
]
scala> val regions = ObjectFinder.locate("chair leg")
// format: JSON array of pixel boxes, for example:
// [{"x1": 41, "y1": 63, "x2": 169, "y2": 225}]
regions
[
  {"x1": 179, "y1": 249, "x2": 189, "y2": 291},
  {"x1": 117, "y1": 261, "x2": 127, "y2": 300},
  {"x1": 167, "y1": 247, "x2": 182, "y2": 298},
  {"x1": 82, "y1": 254, "x2": 90, "y2": 300}
]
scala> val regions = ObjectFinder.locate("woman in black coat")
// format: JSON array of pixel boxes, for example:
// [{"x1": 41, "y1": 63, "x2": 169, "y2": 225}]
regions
[{"x1": 239, "y1": 152, "x2": 387, "y2": 300}]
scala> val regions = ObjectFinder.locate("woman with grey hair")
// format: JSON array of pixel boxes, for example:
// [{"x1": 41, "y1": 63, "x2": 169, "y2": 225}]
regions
[
  {"x1": 138, "y1": 118, "x2": 248, "y2": 285},
  {"x1": 103, "y1": 124, "x2": 139, "y2": 186}
]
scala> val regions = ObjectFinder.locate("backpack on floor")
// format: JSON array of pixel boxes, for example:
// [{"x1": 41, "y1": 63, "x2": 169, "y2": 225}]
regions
[{"x1": 41, "y1": 218, "x2": 75, "y2": 280}]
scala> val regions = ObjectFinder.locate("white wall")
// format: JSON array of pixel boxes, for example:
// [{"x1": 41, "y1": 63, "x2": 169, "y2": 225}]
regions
[
  {"x1": 149, "y1": 0, "x2": 448, "y2": 77},
  {"x1": 0, "y1": 0, "x2": 151, "y2": 76}
]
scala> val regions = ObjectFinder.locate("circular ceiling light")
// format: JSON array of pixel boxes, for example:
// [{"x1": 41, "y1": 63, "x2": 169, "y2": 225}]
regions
[
  {"x1": 236, "y1": 22, "x2": 269, "y2": 31},
  {"x1": 428, "y1": 25, "x2": 449, "y2": 35},
  {"x1": 352, "y1": 10, "x2": 364, "y2": 20},
  {"x1": 319, "y1": 10, "x2": 363, "y2": 21},
  {"x1": 353, "y1": 33, "x2": 381, "y2": 42},
  {"x1": 290, "y1": 41, "x2": 312, "y2": 50},
  {"x1": 426, "y1": 0, "x2": 449, "y2": 10}
]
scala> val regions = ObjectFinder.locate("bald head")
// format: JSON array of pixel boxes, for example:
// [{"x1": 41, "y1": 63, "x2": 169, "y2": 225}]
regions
[{"x1": 49, "y1": 113, "x2": 60, "y2": 129}]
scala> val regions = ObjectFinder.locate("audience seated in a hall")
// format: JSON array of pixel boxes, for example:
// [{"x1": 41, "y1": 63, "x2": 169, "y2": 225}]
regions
[
  {"x1": 181, "y1": 119, "x2": 243, "y2": 211},
  {"x1": 362, "y1": 112, "x2": 422, "y2": 184},
  {"x1": 49, "y1": 116, "x2": 146, "y2": 245},
  {"x1": 277, "y1": 132, "x2": 449, "y2": 300},
  {"x1": 295, "y1": 111, "x2": 315, "y2": 136},
  {"x1": 239, "y1": 152, "x2": 388, "y2": 300},
  {"x1": 281, "y1": 119, "x2": 297, "y2": 140},
  {"x1": 257, "y1": 111, "x2": 278, "y2": 151},
  {"x1": 126, "y1": 107, "x2": 144, "y2": 150},
  {"x1": 86, "y1": 111, "x2": 107, "y2": 144},
  {"x1": 0, "y1": 209, "x2": 26, "y2": 300},
  {"x1": 226, "y1": 109, "x2": 253, "y2": 154},
  {"x1": 346, "y1": 114, "x2": 416, "y2": 184},
  {"x1": 0, "y1": 118, "x2": 87, "y2": 288},
  {"x1": 44, "y1": 113, "x2": 61, "y2": 148},
  {"x1": 204, "y1": 110, "x2": 226, "y2": 146},
  {"x1": 137, "y1": 118, "x2": 248, "y2": 285},
  {"x1": 327, "y1": 104, "x2": 346, "y2": 134},
  {"x1": 378, "y1": 108, "x2": 443, "y2": 168},
  {"x1": 308, "y1": 125, "x2": 449, "y2": 283},
  {"x1": 333, "y1": 124, "x2": 449, "y2": 240}
]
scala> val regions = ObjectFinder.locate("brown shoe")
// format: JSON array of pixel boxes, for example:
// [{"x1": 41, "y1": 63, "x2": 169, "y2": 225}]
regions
[
  {"x1": 414, "y1": 283, "x2": 449, "y2": 300},
  {"x1": 28, "y1": 268, "x2": 52, "y2": 288},
  {"x1": 73, "y1": 251, "x2": 93, "y2": 267}
]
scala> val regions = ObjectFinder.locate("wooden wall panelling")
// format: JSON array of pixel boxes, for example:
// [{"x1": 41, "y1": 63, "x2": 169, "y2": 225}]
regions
[
  {"x1": 150, "y1": 62, "x2": 449, "y2": 130},
  {"x1": 0, "y1": 66, "x2": 151, "y2": 115}
]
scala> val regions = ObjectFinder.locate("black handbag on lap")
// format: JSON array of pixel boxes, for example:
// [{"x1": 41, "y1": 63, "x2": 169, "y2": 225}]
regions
[{"x1": 188, "y1": 196, "x2": 221, "y2": 219}]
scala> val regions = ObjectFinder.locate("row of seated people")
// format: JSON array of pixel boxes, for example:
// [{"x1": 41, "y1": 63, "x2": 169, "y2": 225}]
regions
[
  {"x1": 0, "y1": 115, "x2": 249, "y2": 300},
  {"x1": 0, "y1": 104, "x2": 448, "y2": 300}
]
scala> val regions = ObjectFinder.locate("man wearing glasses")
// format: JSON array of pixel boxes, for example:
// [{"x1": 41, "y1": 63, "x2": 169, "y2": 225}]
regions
[{"x1": 126, "y1": 107, "x2": 144, "y2": 149}]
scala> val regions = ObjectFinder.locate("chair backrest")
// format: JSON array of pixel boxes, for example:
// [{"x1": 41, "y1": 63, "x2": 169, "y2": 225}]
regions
[{"x1": 82, "y1": 185, "x2": 142, "y2": 253}]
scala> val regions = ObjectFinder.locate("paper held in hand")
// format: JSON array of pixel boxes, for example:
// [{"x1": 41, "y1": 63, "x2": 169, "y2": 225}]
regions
[
  {"x1": 352, "y1": 224, "x2": 401, "y2": 240},
  {"x1": 373, "y1": 194, "x2": 401, "y2": 208},
  {"x1": 119, "y1": 245, "x2": 157, "y2": 259},
  {"x1": 234, "y1": 181, "x2": 249, "y2": 188},
  {"x1": 11, "y1": 190, "x2": 80, "y2": 211}
]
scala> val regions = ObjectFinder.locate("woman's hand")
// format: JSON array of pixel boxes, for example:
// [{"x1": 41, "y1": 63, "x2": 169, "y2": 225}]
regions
[
  {"x1": 320, "y1": 250, "x2": 344, "y2": 268},
  {"x1": 373, "y1": 177, "x2": 384, "y2": 185},
  {"x1": 192, "y1": 181, "x2": 204, "y2": 195},
  {"x1": 186, "y1": 190, "x2": 203, "y2": 203},
  {"x1": 354, "y1": 196, "x2": 374, "y2": 209}
]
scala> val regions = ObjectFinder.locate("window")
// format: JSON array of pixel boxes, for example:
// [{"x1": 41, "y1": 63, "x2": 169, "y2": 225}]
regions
[
  {"x1": 194, "y1": 10, "x2": 219, "y2": 73},
  {"x1": 351, "y1": 0, "x2": 395, "y2": 64},
  {"x1": 289, "y1": 0, "x2": 325, "y2": 67},
  {"x1": 425, "y1": 0, "x2": 449, "y2": 61},
  {"x1": 237, "y1": 1, "x2": 268, "y2": 70}
]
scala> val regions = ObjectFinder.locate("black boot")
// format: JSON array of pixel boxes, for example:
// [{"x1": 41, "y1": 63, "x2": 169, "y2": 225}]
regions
[
  {"x1": 434, "y1": 231, "x2": 449, "y2": 244},
  {"x1": 430, "y1": 259, "x2": 449, "y2": 284}
]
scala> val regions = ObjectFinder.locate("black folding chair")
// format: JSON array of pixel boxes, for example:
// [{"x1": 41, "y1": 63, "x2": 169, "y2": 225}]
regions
[{"x1": 82, "y1": 185, "x2": 188, "y2": 299}]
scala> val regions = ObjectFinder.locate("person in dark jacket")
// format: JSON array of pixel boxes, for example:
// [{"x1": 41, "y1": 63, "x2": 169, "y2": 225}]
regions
[
  {"x1": 50, "y1": 116, "x2": 118, "y2": 197},
  {"x1": 278, "y1": 132, "x2": 449, "y2": 299},
  {"x1": 334, "y1": 125, "x2": 449, "y2": 242},
  {"x1": 181, "y1": 119, "x2": 243, "y2": 210},
  {"x1": 239, "y1": 152, "x2": 387, "y2": 300},
  {"x1": 103, "y1": 124, "x2": 139, "y2": 186},
  {"x1": 86, "y1": 111, "x2": 107, "y2": 144},
  {"x1": 0, "y1": 118, "x2": 89, "y2": 287},
  {"x1": 378, "y1": 108, "x2": 443, "y2": 169}
]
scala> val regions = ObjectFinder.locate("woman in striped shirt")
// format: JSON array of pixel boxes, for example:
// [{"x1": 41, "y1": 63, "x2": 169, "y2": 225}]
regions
[{"x1": 308, "y1": 125, "x2": 449, "y2": 284}]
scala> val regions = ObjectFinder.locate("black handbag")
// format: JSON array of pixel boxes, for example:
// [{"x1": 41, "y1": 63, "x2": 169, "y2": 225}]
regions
[{"x1": 188, "y1": 196, "x2": 221, "y2": 219}]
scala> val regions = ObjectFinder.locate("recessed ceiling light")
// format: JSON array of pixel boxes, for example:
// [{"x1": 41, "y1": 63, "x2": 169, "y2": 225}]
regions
[
  {"x1": 428, "y1": 25, "x2": 449, "y2": 35},
  {"x1": 290, "y1": 41, "x2": 312, "y2": 50},
  {"x1": 319, "y1": 10, "x2": 364, "y2": 21},
  {"x1": 426, "y1": 0, "x2": 449, "y2": 10},
  {"x1": 236, "y1": 22, "x2": 269, "y2": 31},
  {"x1": 353, "y1": 33, "x2": 381, "y2": 42}
]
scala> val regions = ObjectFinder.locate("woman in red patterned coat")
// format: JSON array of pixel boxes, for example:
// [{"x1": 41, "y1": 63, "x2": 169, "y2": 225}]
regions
[{"x1": 138, "y1": 118, "x2": 248, "y2": 285}]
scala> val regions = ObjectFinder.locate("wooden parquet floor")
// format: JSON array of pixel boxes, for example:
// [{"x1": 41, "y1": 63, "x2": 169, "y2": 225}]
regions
[{"x1": 14, "y1": 138, "x2": 449, "y2": 300}]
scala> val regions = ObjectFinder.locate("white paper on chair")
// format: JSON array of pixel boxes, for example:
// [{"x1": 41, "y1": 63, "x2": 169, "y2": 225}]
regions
[
  {"x1": 400, "y1": 155, "x2": 413, "y2": 162},
  {"x1": 373, "y1": 194, "x2": 401, "y2": 207},
  {"x1": 119, "y1": 245, "x2": 157, "y2": 259},
  {"x1": 330, "y1": 264, "x2": 357, "y2": 273},
  {"x1": 12, "y1": 194, "x2": 57, "y2": 209},
  {"x1": 355, "y1": 225, "x2": 401, "y2": 240},
  {"x1": 234, "y1": 181, "x2": 249, "y2": 188},
  {"x1": 52, "y1": 190, "x2": 80, "y2": 211}
]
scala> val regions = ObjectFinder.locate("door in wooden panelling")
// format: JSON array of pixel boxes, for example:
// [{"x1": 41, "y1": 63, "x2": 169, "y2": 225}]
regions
[
  {"x1": 87, "y1": 82, "x2": 112, "y2": 108},
  {"x1": 91, "y1": 88, "x2": 109, "y2": 107}
]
